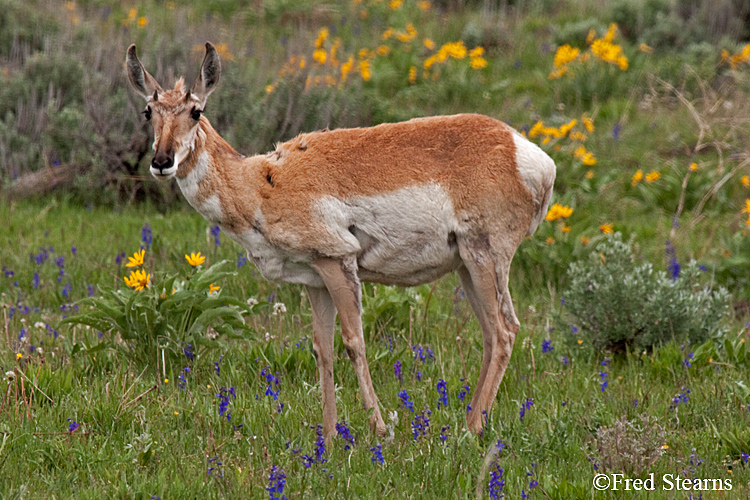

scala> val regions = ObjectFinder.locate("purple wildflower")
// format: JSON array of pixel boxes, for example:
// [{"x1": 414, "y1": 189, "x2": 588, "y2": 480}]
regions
[
  {"x1": 457, "y1": 379, "x2": 470, "y2": 402},
  {"x1": 141, "y1": 223, "x2": 152, "y2": 249},
  {"x1": 411, "y1": 407, "x2": 431, "y2": 441},
  {"x1": 32, "y1": 273, "x2": 39, "y2": 289},
  {"x1": 612, "y1": 122, "x2": 621, "y2": 140},
  {"x1": 210, "y1": 225, "x2": 221, "y2": 246},
  {"x1": 371, "y1": 444, "x2": 384, "y2": 465},
  {"x1": 440, "y1": 425, "x2": 450, "y2": 446},
  {"x1": 437, "y1": 379, "x2": 448, "y2": 409},
  {"x1": 399, "y1": 389, "x2": 414, "y2": 413},
  {"x1": 336, "y1": 422, "x2": 355, "y2": 450},
  {"x1": 67, "y1": 419, "x2": 79, "y2": 433},
  {"x1": 393, "y1": 360, "x2": 402, "y2": 383},
  {"x1": 666, "y1": 240, "x2": 680, "y2": 281},
  {"x1": 519, "y1": 397, "x2": 534, "y2": 421},
  {"x1": 267, "y1": 465, "x2": 288, "y2": 500},
  {"x1": 216, "y1": 386, "x2": 236, "y2": 422},
  {"x1": 541, "y1": 339, "x2": 553, "y2": 353}
]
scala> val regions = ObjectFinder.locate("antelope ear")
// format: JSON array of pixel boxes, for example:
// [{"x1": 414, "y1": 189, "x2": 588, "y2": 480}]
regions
[
  {"x1": 190, "y1": 42, "x2": 221, "y2": 107},
  {"x1": 126, "y1": 44, "x2": 163, "y2": 100}
]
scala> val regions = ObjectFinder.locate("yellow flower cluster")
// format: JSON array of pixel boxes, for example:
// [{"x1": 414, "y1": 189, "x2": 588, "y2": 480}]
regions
[
  {"x1": 528, "y1": 114, "x2": 596, "y2": 165},
  {"x1": 549, "y1": 23, "x2": 628, "y2": 79},
  {"x1": 742, "y1": 175, "x2": 750, "y2": 188},
  {"x1": 469, "y1": 46, "x2": 488, "y2": 69},
  {"x1": 122, "y1": 7, "x2": 147, "y2": 29},
  {"x1": 599, "y1": 223, "x2": 614, "y2": 234},
  {"x1": 632, "y1": 169, "x2": 660, "y2": 186},
  {"x1": 123, "y1": 249, "x2": 150, "y2": 291},
  {"x1": 721, "y1": 42, "x2": 750, "y2": 70},
  {"x1": 574, "y1": 145, "x2": 597, "y2": 166},
  {"x1": 545, "y1": 203, "x2": 573, "y2": 221},
  {"x1": 424, "y1": 41, "x2": 468, "y2": 69},
  {"x1": 743, "y1": 199, "x2": 750, "y2": 227}
]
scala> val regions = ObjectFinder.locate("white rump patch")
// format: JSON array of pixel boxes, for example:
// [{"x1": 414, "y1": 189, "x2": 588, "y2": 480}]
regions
[{"x1": 511, "y1": 130, "x2": 556, "y2": 235}]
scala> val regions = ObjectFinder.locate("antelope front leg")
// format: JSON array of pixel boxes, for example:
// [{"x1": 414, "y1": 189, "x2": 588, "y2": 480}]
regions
[
  {"x1": 311, "y1": 257, "x2": 387, "y2": 436},
  {"x1": 306, "y1": 285, "x2": 338, "y2": 442}
]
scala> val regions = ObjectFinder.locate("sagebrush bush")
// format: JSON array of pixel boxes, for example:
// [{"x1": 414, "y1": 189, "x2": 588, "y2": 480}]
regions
[{"x1": 557, "y1": 233, "x2": 729, "y2": 353}]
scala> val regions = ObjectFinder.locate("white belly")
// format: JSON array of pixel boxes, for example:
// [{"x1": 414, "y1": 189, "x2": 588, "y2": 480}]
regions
[
  {"x1": 227, "y1": 226, "x2": 324, "y2": 287},
  {"x1": 315, "y1": 184, "x2": 462, "y2": 286}
]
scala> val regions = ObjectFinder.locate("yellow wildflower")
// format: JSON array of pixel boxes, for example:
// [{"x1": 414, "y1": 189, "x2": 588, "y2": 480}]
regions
[
  {"x1": 470, "y1": 56, "x2": 488, "y2": 69},
  {"x1": 315, "y1": 28, "x2": 329, "y2": 48},
  {"x1": 313, "y1": 49, "x2": 327, "y2": 64},
  {"x1": 581, "y1": 236, "x2": 590, "y2": 245},
  {"x1": 382, "y1": 28, "x2": 393, "y2": 40},
  {"x1": 390, "y1": 0, "x2": 403, "y2": 9},
  {"x1": 562, "y1": 225, "x2": 571, "y2": 233},
  {"x1": 340, "y1": 56, "x2": 354, "y2": 81},
  {"x1": 559, "y1": 119, "x2": 577, "y2": 136},
  {"x1": 127, "y1": 8, "x2": 137, "y2": 21},
  {"x1": 632, "y1": 169, "x2": 643, "y2": 186},
  {"x1": 600, "y1": 223, "x2": 614, "y2": 234},
  {"x1": 586, "y1": 28, "x2": 596, "y2": 45},
  {"x1": 742, "y1": 175, "x2": 750, "y2": 188},
  {"x1": 546, "y1": 237, "x2": 555, "y2": 245},
  {"x1": 418, "y1": 0, "x2": 431, "y2": 11},
  {"x1": 585, "y1": 170, "x2": 594, "y2": 179},
  {"x1": 553, "y1": 44, "x2": 580, "y2": 68},
  {"x1": 266, "y1": 84, "x2": 275, "y2": 94},
  {"x1": 124, "y1": 269, "x2": 151, "y2": 291},
  {"x1": 126, "y1": 249, "x2": 145, "y2": 268},
  {"x1": 577, "y1": 339, "x2": 583, "y2": 345},
  {"x1": 582, "y1": 152, "x2": 597, "y2": 166},
  {"x1": 469, "y1": 46, "x2": 485, "y2": 58},
  {"x1": 359, "y1": 60, "x2": 371, "y2": 81},
  {"x1": 545, "y1": 203, "x2": 573, "y2": 221},
  {"x1": 16, "y1": 353, "x2": 22, "y2": 359},
  {"x1": 137, "y1": 16, "x2": 148, "y2": 28},
  {"x1": 603, "y1": 23, "x2": 618, "y2": 43},
  {"x1": 358, "y1": 48, "x2": 371, "y2": 59},
  {"x1": 645, "y1": 171, "x2": 661, "y2": 183},
  {"x1": 424, "y1": 55, "x2": 437, "y2": 70},
  {"x1": 164, "y1": 378, "x2": 169, "y2": 383},
  {"x1": 209, "y1": 283, "x2": 221, "y2": 294},
  {"x1": 396, "y1": 24, "x2": 417, "y2": 43},
  {"x1": 569, "y1": 131, "x2": 587, "y2": 141},
  {"x1": 212, "y1": 43, "x2": 234, "y2": 61},
  {"x1": 185, "y1": 252, "x2": 206, "y2": 267},
  {"x1": 639, "y1": 43, "x2": 653, "y2": 54},
  {"x1": 408, "y1": 66, "x2": 417, "y2": 84},
  {"x1": 582, "y1": 114, "x2": 594, "y2": 132},
  {"x1": 689, "y1": 162, "x2": 697, "y2": 171},
  {"x1": 376, "y1": 45, "x2": 390, "y2": 56},
  {"x1": 423, "y1": 38, "x2": 436, "y2": 50},
  {"x1": 548, "y1": 67, "x2": 568, "y2": 79},
  {"x1": 65, "y1": 1, "x2": 75, "y2": 10}
]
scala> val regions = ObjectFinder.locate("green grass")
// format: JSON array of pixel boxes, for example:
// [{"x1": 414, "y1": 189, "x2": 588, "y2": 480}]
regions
[
  {"x1": 2, "y1": 0, "x2": 750, "y2": 497},
  {"x1": 1, "y1": 200, "x2": 749, "y2": 499}
]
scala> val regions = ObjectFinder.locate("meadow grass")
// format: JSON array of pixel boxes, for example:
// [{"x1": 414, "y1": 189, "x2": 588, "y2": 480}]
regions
[
  {"x1": 0, "y1": 200, "x2": 749, "y2": 499},
  {"x1": 2, "y1": 0, "x2": 750, "y2": 497}
]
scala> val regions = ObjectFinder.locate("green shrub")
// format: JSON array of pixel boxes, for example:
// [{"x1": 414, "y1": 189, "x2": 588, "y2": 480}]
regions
[
  {"x1": 556, "y1": 233, "x2": 729, "y2": 353},
  {"x1": 62, "y1": 259, "x2": 259, "y2": 367}
]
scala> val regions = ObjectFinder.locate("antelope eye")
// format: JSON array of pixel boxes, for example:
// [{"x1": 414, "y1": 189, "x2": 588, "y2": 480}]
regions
[
  {"x1": 191, "y1": 107, "x2": 202, "y2": 121},
  {"x1": 143, "y1": 107, "x2": 152, "y2": 121}
]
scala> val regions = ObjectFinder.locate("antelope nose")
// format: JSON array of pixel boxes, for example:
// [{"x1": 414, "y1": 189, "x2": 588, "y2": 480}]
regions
[{"x1": 152, "y1": 154, "x2": 173, "y2": 172}]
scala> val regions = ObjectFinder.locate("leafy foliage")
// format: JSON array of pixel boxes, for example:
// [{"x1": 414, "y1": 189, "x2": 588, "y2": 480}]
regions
[
  {"x1": 62, "y1": 260, "x2": 257, "y2": 364},
  {"x1": 557, "y1": 233, "x2": 729, "y2": 352}
]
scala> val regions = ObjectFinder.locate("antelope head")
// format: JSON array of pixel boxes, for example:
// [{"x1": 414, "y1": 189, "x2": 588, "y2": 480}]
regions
[{"x1": 126, "y1": 42, "x2": 221, "y2": 179}]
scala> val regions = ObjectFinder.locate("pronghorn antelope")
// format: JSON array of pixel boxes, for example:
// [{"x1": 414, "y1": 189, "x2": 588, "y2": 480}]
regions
[{"x1": 126, "y1": 42, "x2": 556, "y2": 439}]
